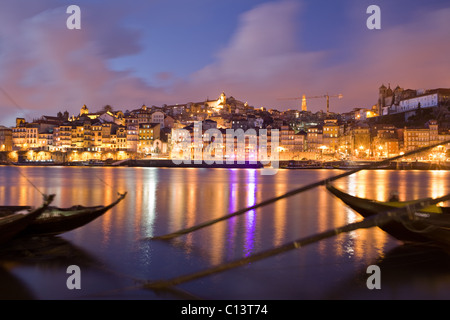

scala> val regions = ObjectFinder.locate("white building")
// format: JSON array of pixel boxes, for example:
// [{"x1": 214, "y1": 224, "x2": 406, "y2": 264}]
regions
[
  {"x1": 398, "y1": 93, "x2": 438, "y2": 113},
  {"x1": 151, "y1": 111, "x2": 165, "y2": 128}
]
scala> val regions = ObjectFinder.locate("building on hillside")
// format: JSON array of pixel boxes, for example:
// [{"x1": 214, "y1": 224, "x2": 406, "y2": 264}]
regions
[
  {"x1": 151, "y1": 111, "x2": 165, "y2": 128},
  {"x1": 378, "y1": 84, "x2": 450, "y2": 117},
  {"x1": 341, "y1": 124, "x2": 371, "y2": 158},
  {"x1": 138, "y1": 123, "x2": 161, "y2": 153},
  {"x1": 164, "y1": 115, "x2": 175, "y2": 129},
  {"x1": 115, "y1": 126, "x2": 128, "y2": 151},
  {"x1": 403, "y1": 120, "x2": 446, "y2": 158},
  {"x1": 38, "y1": 129, "x2": 54, "y2": 151},
  {"x1": 322, "y1": 119, "x2": 341, "y2": 153},
  {"x1": 129, "y1": 105, "x2": 153, "y2": 124},
  {"x1": 204, "y1": 91, "x2": 228, "y2": 112},
  {"x1": 306, "y1": 125, "x2": 323, "y2": 153},
  {"x1": 126, "y1": 124, "x2": 139, "y2": 152},
  {"x1": 0, "y1": 126, "x2": 12, "y2": 151},
  {"x1": 371, "y1": 124, "x2": 400, "y2": 158}
]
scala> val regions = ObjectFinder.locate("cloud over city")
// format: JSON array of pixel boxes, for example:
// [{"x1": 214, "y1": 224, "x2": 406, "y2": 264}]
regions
[{"x1": 181, "y1": 0, "x2": 450, "y2": 111}]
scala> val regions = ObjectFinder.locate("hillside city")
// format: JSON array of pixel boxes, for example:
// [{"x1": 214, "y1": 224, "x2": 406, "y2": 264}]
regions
[{"x1": 1, "y1": 84, "x2": 450, "y2": 165}]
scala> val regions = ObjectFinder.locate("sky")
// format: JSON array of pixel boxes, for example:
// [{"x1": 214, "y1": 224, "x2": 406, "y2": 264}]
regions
[{"x1": 1, "y1": 0, "x2": 450, "y2": 127}]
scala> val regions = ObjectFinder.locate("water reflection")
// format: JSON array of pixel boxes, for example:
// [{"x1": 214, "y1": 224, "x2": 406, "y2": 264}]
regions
[
  {"x1": 226, "y1": 170, "x2": 238, "y2": 261},
  {"x1": 273, "y1": 175, "x2": 287, "y2": 247},
  {"x1": 141, "y1": 168, "x2": 158, "y2": 239},
  {"x1": 0, "y1": 236, "x2": 109, "y2": 300},
  {"x1": 331, "y1": 171, "x2": 393, "y2": 261},
  {"x1": 0, "y1": 166, "x2": 449, "y2": 299},
  {"x1": 325, "y1": 243, "x2": 450, "y2": 299},
  {"x1": 0, "y1": 265, "x2": 34, "y2": 299},
  {"x1": 244, "y1": 169, "x2": 257, "y2": 257},
  {"x1": 430, "y1": 170, "x2": 449, "y2": 204}
]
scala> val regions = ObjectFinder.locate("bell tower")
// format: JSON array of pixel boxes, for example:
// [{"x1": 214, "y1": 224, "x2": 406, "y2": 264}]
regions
[
  {"x1": 378, "y1": 84, "x2": 387, "y2": 114},
  {"x1": 219, "y1": 92, "x2": 226, "y2": 104},
  {"x1": 301, "y1": 95, "x2": 307, "y2": 111},
  {"x1": 80, "y1": 104, "x2": 89, "y2": 116}
]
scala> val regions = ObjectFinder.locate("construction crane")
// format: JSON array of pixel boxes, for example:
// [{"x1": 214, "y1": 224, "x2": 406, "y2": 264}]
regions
[{"x1": 279, "y1": 93, "x2": 343, "y2": 114}]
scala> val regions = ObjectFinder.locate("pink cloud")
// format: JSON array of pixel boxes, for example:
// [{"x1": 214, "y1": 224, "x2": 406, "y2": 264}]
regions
[
  {"x1": 0, "y1": 3, "x2": 170, "y2": 125},
  {"x1": 176, "y1": 2, "x2": 450, "y2": 113},
  {"x1": 181, "y1": 1, "x2": 328, "y2": 107}
]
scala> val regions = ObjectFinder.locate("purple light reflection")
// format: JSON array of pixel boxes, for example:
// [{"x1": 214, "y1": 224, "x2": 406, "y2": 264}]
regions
[
  {"x1": 226, "y1": 169, "x2": 258, "y2": 258},
  {"x1": 226, "y1": 169, "x2": 238, "y2": 259},
  {"x1": 244, "y1": 169, "x2": 257, "y2": 257}
]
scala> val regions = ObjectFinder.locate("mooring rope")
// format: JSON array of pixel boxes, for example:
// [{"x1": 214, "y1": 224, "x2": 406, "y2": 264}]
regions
[
  {"x1": 0, "y1": 87, "x2": 29, "y2": 118},
  {"x1": 14, "y1": 165, "x2": 45, "y2": 197},
  {"x1": 1, "y1": 86, "x2": 49, "y2": 198}
]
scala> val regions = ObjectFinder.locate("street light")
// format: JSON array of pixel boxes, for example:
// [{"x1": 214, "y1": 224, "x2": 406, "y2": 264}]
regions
[
  {"x1": 378, "y1": 145, "x2": 383, "y2": 159},
  {"x1": 319, "y1": 145, "x2": 327, "y2": 160}
]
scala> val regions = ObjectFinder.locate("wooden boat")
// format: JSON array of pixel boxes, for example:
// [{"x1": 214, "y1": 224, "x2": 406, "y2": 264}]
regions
[
  {"x1": 0, "y1": 194, "x2": 55, "y2": 245},
  {"x1": 0, "y1": 192, "x2": 126, "y2": 237},
  {"x1": 326, "y1": 183, "x2": 450, "y2": 245}
]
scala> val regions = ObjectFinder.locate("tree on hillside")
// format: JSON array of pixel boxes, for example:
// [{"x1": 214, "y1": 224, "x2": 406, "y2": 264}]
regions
[{"x1": 102, "y1": 105, "x2": 113, "y2": 113}]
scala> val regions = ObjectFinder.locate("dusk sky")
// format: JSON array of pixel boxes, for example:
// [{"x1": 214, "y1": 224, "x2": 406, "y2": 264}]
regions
[{"x1": 1, "y1": 0, "x2": 450, "y2": 126}]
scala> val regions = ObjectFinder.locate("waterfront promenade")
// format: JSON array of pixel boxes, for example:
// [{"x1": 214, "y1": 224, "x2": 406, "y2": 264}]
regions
[{"x1": 2, "y1": 157, "x2": 449, "y2": 170}]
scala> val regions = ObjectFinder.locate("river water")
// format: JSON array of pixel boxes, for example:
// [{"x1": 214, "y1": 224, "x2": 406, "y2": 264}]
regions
[{"x1": 0, "y1": 166, "x2": 449, "y2": 300}]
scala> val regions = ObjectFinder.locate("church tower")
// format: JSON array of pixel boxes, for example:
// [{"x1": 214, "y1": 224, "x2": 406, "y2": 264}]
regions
[
  {"x1": 219, "y1": 91, "x2": 226, "y2": 104},
  {"x1": 301, "y1": 95, "x2": 307, "y2": 111},
  {"x1": 80, "y1": 104, "x2": 89, "y2": 116},
  {"x1": 378, "y1": 84, "x2": 387, "y2": 114}
]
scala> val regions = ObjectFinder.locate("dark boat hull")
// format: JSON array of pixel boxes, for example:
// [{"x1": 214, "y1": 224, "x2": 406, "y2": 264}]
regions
[
  {"x1": 0, "y1": 212, "x2": 40, "y2": 244},
  {"x1": 326, "y1": 184, "x2": 450, "y2": 245},
  {"x1": 0, "y1": 195, "x2": 54, "y2": 245},
  {"x1": 0, "y1": 193, "x2": 126, "y2": 237},
  {"x1": 23, "y1": 206, "x2": 111, "y2": 236}
]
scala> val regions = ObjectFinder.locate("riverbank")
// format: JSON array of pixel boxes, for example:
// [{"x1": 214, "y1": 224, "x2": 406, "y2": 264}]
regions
[
  {"x1": 2, "y1": 159, "x2": 450, "y2": 170},
  {"x1": 2, "y1": 158, "x2": 265, "y2": 169},
  {"x1": 125, "y1": 159, "x2": 264, "y2": 169}
]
